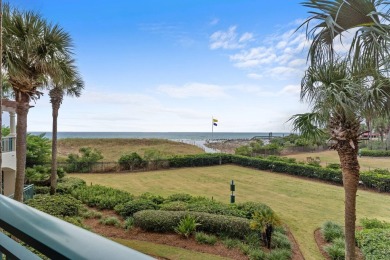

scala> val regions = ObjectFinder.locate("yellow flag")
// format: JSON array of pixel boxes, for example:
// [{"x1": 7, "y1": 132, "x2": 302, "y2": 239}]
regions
[{"x1": 212, "y1": 118, "x2": 218, "y2": 122}]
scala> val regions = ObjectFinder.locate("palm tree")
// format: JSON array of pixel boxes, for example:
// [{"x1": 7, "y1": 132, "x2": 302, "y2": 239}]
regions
[
  {"x1": 49, "y1": 59, "x2": 83, "y2": 195},
  {"x1": 290, "y1": 60, "x2": 389, "y2": 260},
  {"x1": 3, "y1": 6, "x2": 73, "y2": 201},
  {"x1": 299, "y1": 2, "x2": 390, "y2": 259}
]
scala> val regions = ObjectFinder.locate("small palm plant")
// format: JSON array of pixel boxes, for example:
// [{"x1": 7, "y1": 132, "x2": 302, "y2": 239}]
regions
[
  {"x1": 250, "y1": 208, "x2": 281, "y2": 249},
  {"x1": 174, "y1": 215, "x2": 200, "y2": 238}
]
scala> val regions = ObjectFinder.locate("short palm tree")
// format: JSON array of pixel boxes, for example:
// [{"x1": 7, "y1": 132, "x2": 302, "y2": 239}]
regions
[
  {"x1": 3, "y1": 6, "x2": 73, "y2": 201},
  {"x1": 290, "y1": 60, "x2": 390, "y2": 260},
  {"x1": 49, "y1": 59, "x2": 84, "y2": 195}
]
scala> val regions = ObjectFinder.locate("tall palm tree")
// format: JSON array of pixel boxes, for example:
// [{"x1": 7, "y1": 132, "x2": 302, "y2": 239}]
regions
[
  {"x1": 49, "y1": 59, "x2": 83, "y2": 195},
  {"x1": 290, "y1": 60, "x2": 390, "y2": 260},
  {"x1": 299, "y1": 2, "x2": 390, "y2": 259},
  {"x1": 3, "y1": 6, "x2": 73, "y2": 201}
]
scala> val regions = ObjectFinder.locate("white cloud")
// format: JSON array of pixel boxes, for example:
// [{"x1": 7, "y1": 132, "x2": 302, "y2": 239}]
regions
[
  {"x1": 209, "y1": 26, "x2": 253, "y2": 50},
  {"x1": 230, "y1": 47, "x2": 276, "y2": 68},
  {"x1": 268, "y1": 66, "x2": 302, "y2": 78},
  {"x1": 158, "y1": 82, "x2": 230, "y2": 99},
  {"x1": 247, "y1": 73, "x2": 263, "y2": 79}
]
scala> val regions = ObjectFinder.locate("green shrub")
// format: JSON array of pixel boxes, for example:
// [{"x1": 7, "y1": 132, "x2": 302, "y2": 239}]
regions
[
  {"x1": 360, "y1": 218, "x2": 390, "y2": 229},
  {"x1": 124, "y1": 217, "x2": 135, "y2": 230},
  {"x1": 66, "y1": 147, "x2": 103, "y2": 173},
  {"x1": 185, "y1": 199, "x2": 245, "y2": 218},
  {"x1": 80, "y1": 209, "x2": 102, "y2": 219},
  {"x1": 248, "y1": 248, "x2": 267, "y2": 260},
  {"x1": 238, "y1": 242, "x2": 251, "y2": 255},
  {"x1": 159, "y1": 201, "x2": 188, "y2": 211},
  {"x1": 222, "y1": 237, "x2": 240, "y2": 249},
  {"x1": 34, "y1": 186, "x2": 50, "y2": 194},
  {"x1": 237, "y1": 202, "x2": 271, "y2": 219},
  {"x1": 62, "y1": 216, "x2": 89, "y2": 230},
  {"x1": 99, "y1": 216, "x2": 121, "y2": 227},
  {"x1": 174, "y1": 215, "x2": 200, "y2": 238},
  {"x1": 356, "y1": 228, "x2": 390, "y2": 259},
  {"x1": 271, "y1": 231, "x2": 291, "y2": 250},
  {"x1": 139, "y1": 192, "x2": 164, "y2": 204},
  {"x1": 27, "y1": 194, "x2": 81, "y2": 217},
  {"x1": 167, "y1": 153, "x2": 232, "y2": 168},
  {"x1": 245, "y1": 232, "x2": 261, "y2": 248},
  {"x1": 57, "y1": 177, "x2": 86, "y2": 194},
  {"x1": 267, "y1": 248, "x2": 291, "y2": 260},
  {"x1": 26, "y1": 165, "x2": 65, "y2": 185},
  {"x1": 324, "y1": 237, "x2": 345, "y2": 260},
  {"x1": 71, "y1": 185, "x2": 133, "y2": 209},
  {"x1": 166, "y1": 193, "x2": 193, "y2": 202},
  {"x1": 321, "y1": 221, "x2": 344, "y2": 242},
  {"x1": 118, "y1": 152, "x2": 145, "y2": 170},
  {"x1": 195, "y1": 232, "x2": 217, "y2": 245},
  {"x1": 326, "y1": 163, "x2": 341, "y2": 170},
  {"x1": 114, "y1": 199, "x2": 159, "y2": 217},
  {"x1": 134, "y1": 210, "x2": 252, "y2": 239},
  {"x1": 360, "y1": 149, "x2": 390, "y2": 157}
]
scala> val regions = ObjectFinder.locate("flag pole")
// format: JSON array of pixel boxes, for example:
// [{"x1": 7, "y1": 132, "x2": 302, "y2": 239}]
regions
[{"x1": 211, "y1": 117, "x2": 214, "y2": 140}]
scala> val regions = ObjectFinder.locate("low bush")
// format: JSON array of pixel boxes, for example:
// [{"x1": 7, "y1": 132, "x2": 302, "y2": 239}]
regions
[
  {"x1": 174, "y1": 215, "x2": 200, "y2": 238},
  {"x1": 266, "y1": 248, "x2": 291, "y2": 260},
  {"x1": 159, "y1": 201, "x2": 188, "y2": 211},
  {"x1": 326, "y1": 163, "x2": 341, "y2": 170},
  {"x1": 248, "y1": 248, "x2": 267, "y2": 260},
  {"x1": 356, "y1": 223, "x2": 390, "y2": 260},
  {"x1": 167, "y1": 153, "x2": 232, "y2": 168},
  {"x1": 99, "y1": 216, "x2": 121, "y2": 227},
  {"x1": 114, "y1": 199, "x2": 159, "y2": 217},
  {"x1": 57, "y1": 177, "x2": 86, "y2": 194},
  {"x1": 236, "y1": 201, "x2": 271, "y2": 219},
  {"x1": 34, "y1": 186, "x2": 50, "y2": 194},
  {"x1": 66, "y1": 147, "x2": 103, "y2": 173},
  {"x1": 124, "y1": 217, "x2": 135, "y2": 230},
  {"x1": 271, "y1": 231, "x2": 291, "y2": 250},
  {"x1": 133, "y1": 210, "x2": 252, "y2": 239},
  {"x1": 222, "y1": 237, "x2": 241, "y2": 249},
  {"x1": 26, "y1": 165, "x2": 65, "y2": 185},
  {"x1": 71, "y1": 185, "x2": 133, "y2": 209},
  {"x1": 360, "y1": 218, "x2": 390, "y2": 229},
  {"x1": 360, "y1": 149, "x2": 390, "y2": 157},
  {"x1": 324, "y1": 237, "x2": 345, "y2": 260},
  {"x1": 118, "y1": 152, "x2": 145, "y2": 170},
  {"x1": 166, "y1": 193, "x2": 193, "y2": 202},
  {"x1": 195, "y1": 232, "x2": 217, "y2": 245},
  {"x1": 27, "y1": 194, "x2": 81, "y2": 217},
  {"x1": 321, "y1": 221, "x2": 344, "y2": 242},
  {"x1": 80, "y1": 209, "x2": 102, "y2": 219},
  {"x1": 139, "y1": 192, "x2": 164, "y2": 205}
]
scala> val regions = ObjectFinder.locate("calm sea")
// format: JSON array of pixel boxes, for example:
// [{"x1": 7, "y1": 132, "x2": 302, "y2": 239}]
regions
[{"x1": 29, "y1": 132, "x2": 290, "y2": 140}]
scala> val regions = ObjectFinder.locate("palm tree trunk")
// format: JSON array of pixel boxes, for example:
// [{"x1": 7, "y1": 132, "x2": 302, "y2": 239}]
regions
[
  {"x1": 14, "y1": 92, "x2": 30, "y2": 202},
  {"x1": 337, "y1": 139, "x2": 360, "y2": 260},
  {"x1": 0, "y1": 0, "x2": 3, "y2": 196},
  {"x1": 50, "y1": 101, "x2": 60, "y2": 195}
]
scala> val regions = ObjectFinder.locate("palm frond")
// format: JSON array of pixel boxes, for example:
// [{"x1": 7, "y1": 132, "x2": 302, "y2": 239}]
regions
[{"x1": 288, "y1": 112, "x2": 327, "y2": 142}]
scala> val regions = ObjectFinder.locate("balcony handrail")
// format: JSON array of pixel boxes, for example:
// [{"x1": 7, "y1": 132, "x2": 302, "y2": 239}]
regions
[
  {"x1": 8, "y1": 184, "x2": 35, "y2": 201},
  {"x1": 0, "y1": 195, "x2": 154, "y2": 259}
]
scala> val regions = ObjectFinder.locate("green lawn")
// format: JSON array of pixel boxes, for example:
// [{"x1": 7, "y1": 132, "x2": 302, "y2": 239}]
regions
[
  {"x1": 113, "y1": 238, "x2": 229, "y2": 260},
  {"x1": 286, "y1": 150, "x2": 390, "y2": 171},
  {"x1": 73, "y1": 165, "x2": 390, "y2": 259}
]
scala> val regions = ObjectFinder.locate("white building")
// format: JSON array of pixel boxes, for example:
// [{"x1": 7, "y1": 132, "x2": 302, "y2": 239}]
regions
[{"x1": 1, "y1": 99, "x2": 16, "y2": 196}]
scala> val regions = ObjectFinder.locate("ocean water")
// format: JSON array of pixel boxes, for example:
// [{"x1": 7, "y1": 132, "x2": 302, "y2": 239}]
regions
[{"x1": 29, "y1": 132, "x2": 290, "y2": 140}]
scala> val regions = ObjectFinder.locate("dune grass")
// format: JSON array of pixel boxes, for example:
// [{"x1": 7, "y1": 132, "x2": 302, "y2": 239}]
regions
[
  {"x1": 113, "y1": 238, "x2": 229, "y2": 260},
  {"x1": 57, "y1": 138, "x2": 204, "y2": 162},
  {"x1": 285, "y1": 150, "x2": 390, "y2": 171},
  {"x1": 72, "y1": 165, "x2": 390, "y2": 259}
]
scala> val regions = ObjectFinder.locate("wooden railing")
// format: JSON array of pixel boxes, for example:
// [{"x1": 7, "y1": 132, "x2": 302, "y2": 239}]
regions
[{"x1": 0, "y1": 195, "x2": 154, "y2": 259}]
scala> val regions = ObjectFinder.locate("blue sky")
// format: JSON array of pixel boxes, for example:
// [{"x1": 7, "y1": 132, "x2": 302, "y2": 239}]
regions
[{"x1": 10, "y1": 0, "x2": 312, "y2": 132}]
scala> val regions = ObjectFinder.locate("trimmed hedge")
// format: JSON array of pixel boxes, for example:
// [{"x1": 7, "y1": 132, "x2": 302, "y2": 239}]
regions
[
  {"x1": 167, "y1": 153, "x2": 232, "y2": 168},
  {"x1": 361, "y1": 149, "x2": 390, "y2": 157},
  {"x1": 133, "y1": 210, "x2": 252, "y2": 239},
  {"x1": 356, "y1": 228, "x2": 390, "y2": 260}
]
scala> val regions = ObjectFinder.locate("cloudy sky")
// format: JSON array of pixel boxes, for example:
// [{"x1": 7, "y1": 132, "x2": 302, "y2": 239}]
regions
[{"x1": 11, "y1": 0, "x2": 313, "y2": 132}]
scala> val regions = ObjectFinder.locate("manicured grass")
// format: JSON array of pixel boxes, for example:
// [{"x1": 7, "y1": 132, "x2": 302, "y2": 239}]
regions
[
  {"x1": 57, "y1": 138, "x2": 204, "y2": 162},
  {"x1": 72, "y1": 165, "x2": 390, "y2": 259},
  {"x1": 286, "y1": 150, "x2": 390, "y2": 171},
  {"x1": 113, "y1": 238, "x2": 230, "y2": 260}
]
